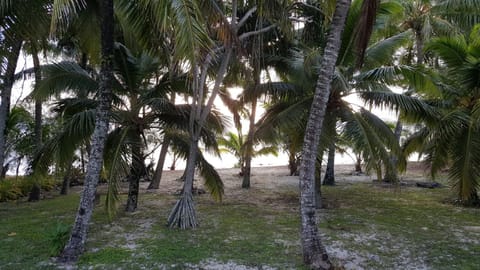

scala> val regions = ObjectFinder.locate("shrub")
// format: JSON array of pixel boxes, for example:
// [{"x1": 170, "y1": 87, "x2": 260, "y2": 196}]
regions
[
  {"x1": 45, "y1": 222, "x2": 71, "y2": 256},
  {"x1": 0, "y1": 180, "x2": 23, "y2": 201}
]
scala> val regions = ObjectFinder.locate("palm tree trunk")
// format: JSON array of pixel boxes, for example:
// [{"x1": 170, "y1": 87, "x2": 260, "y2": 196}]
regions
[
  {"x1": 0, "y1": 39, "x2": 22, "y2": 180},
  {"x1": 314, "y1": 158, "x2": 322, "y2": 209},
  {"x1": 384, "y1": 120, "x2": 402, "y2": 182},
  {"x1": 167, "y1": 137, "x2": 198, "y2": 228},
  {"x1": 242, "y1": 97, "x2": 257, "y2": 188},
  {"x1": 60, "y1": 162, "x2": 73, "y2": 195},
  {"x1": 31, "y1": 44, "x2": 43, "y2": 148},
  {"x1": 168, "y1": 48, "x2": 232, "y2": 229},
  {"x1": 148, "y1": 139, "x2": 169, "y2": 189},
  {"x1": 58, "y1": 0, "x2": 114, "y2": 263},
  {"x1": 323, "y1": 143, "x2": 335, "y2": 186},
  {"x1": 299, "y1": 0, "x2": 351, "y2": 268},
  {"x1": 126, "y1": 131, "x2": 144, "y2": 212}
]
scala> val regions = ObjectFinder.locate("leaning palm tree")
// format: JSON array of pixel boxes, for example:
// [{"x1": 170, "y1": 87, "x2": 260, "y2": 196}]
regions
[{"x1": 54, "y1": 0, "x2": 114, "y2": 262}]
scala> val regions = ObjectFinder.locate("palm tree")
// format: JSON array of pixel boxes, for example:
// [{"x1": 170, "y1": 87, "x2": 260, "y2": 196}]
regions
[
  {"x1": 0, "y1": 0, "x2": 51, "y2": 178},
  {"x1": 298, "y1": 0, "x2": 351, "y2": 267},
  {"x1": 57, "y1": 0, "x2": 114, "y2": 262},
  {"x1": 218, "y1": 131, "x2": 278, "y2": 175},
  {"x1": 403, "y1": 29, "x2": 480, "y2": 204},
  {"x1": 166, "y1": 0, "x2": 284, "y2": 229}
]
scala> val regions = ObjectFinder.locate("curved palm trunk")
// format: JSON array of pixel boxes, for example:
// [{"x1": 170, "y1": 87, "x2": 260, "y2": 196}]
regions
[
  {"x1": 299, "y1": 0, "x2": 351, "y2": 268},
  {"x1": 58, "y1": 0, "x2": 114, "y2": 263},
  {"x1": 323, "y1": 143, "x2": 335, "y2": 186},
  {"x1": 0, "y1": 40, "x2": 22, "y2": 180},
  {"x1": 148, "y1": 139, "x2": 169, "y2": 189}
]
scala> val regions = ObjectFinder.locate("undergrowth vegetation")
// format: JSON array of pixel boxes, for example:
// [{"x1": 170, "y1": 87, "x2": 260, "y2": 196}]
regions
[
  {"x1": 0, "y1": 175, "x2": 478, "y2": 269},
  {"x1": 0, "y1": 176, "x2": 59, "y2": 202}
]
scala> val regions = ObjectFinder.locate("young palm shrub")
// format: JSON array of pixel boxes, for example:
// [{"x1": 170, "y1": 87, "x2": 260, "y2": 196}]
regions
[{"x1": 218, "y1": 132, "x2": 278, "y2": 176}]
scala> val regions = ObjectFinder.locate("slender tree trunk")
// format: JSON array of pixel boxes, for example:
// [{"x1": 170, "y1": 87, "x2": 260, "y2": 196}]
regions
[
  {"x1": 415, "y1": 29, "x2": 424, "y2": 65},
  {"x1": 126, "y1": 131, "x2": 144, "y2": 212},
  {"x1": 288, "y1": 151, "x2": 299, "y2": 176},
  {"x1": 323, "y1": 143, "x2": 335, "y2": 186},
  {"x1": 299, "y1": 0, "x2": 351, "y2": 268},
  {"x1": 148, "y1": 139, "x2": 169, "y2": 189},
  {"x1": 355, "y1": 155, "x2": 362, "y2": 173},
  {"x1": 31, "y1": 44, "x2": 43, "y2": 148},
  {"x1": 60, "y1": 162, "x2": 73, "y2": 195},
  {"x1": 168, "y1": 48, "x2": 232, "y2": 229},
  {"x1": 242, "y1": 97, "x2": 257, "y2": 188},
  {"x1": 58, "y1": 0, "x2": 114, "y2": 263},
  {"x1": 0, "y1": 40, "x2": 22, "y2": 180}
]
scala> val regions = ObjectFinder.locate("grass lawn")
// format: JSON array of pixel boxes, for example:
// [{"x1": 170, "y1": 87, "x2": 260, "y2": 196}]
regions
[{"x1": 0, "y1": 166, "x2": 478, "y2": 269}]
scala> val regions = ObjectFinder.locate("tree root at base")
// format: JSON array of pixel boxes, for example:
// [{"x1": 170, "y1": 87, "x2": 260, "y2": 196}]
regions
[{"x1": 167, "y1": 193, "x2": 198, "y2": 229}]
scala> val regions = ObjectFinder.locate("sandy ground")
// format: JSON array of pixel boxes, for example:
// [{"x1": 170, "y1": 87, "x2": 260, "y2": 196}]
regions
[
  {"x1": 135, "y1": 162, "x2": 430, "y2": 199},
  {"x1": 90, "y1": 163, "x2": 434, "y2": 270}
]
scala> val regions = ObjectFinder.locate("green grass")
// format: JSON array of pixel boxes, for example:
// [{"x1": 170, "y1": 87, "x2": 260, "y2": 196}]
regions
[{"x1": 0, "y1": 181, "x2": 478, "y2": 269}]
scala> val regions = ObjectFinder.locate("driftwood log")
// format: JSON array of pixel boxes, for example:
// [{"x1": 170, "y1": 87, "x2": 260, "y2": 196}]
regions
[{"x1": 416, "y1": 182, "x2": 441, "y2": 189}]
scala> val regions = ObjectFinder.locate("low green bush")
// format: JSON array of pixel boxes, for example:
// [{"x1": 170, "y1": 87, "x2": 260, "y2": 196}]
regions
[
  {"x1": 0, "y1": 176, "x2": 60, "y2": 202},
  {"x1": 45, "y1": 222, "x2": 71, "y2": 256},
  {"x1": 0, "y1": 180, "x2": 23, "y2": 201}
]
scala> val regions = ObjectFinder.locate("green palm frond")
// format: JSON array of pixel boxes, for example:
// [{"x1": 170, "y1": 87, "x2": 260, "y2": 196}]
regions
[
  {"x1": 241, "y1": 82, "x2": 298, "y2": 104},
  {"x1": 426, "y1": 36, "x2": 468, "y2": 70},
  {"x1": 197, "y1": 154, "x2": 224, "y2": 202},
  {"x1": 33, "y1": 61, "x2": 98, "y2": 100},
  {"x1": 402, "y1": 127, "x2": 429, "y2": 159},
  {"x1": 359, "y1": 90, "x2": 439, "y2": 123},
  {"x1": 342, "y1": 109, "x2": 394, "y2": 180},
  {"x1": 50, "y1": 0, "x2": 88, "y2": 34},
  {"x1": 169, "y1": 131, "x2": 224, "y2": 201},
  {"x1": 448, "y1": 121, "x2": 480, "y2": 202},
  {"x1": 364, "y1": 30, "x2": 412, "y2": 67},
  {"x1": 435, "y1": 0, "x2": 480, "y2": 31},
  {"x1": 104, "y1": 127, "x2": 131, "y2": 220},
  {"x1": 167, "y1": 0, "x2": 212, "y2": 61}
]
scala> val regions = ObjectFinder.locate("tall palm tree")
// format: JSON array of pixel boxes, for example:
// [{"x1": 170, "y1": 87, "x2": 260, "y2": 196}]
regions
[
  {"x1": 57, "y1": 0, "x2": 114, "y2": 262},
  {"x1": 298, "y1": 0, "x2": 351, "y2": 267}
]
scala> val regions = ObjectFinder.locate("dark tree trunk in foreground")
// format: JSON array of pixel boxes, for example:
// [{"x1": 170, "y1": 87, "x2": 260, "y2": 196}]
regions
[
  {"x1": 0, "y1": 40, "x2": 22, "y2": 180},
  {"x1": 58, "y1": 0, "x2": 114, "y2": 263},
  {"x1": 148, "y1": 139, "x2": 169, "y2": 189},
  {"x1": 298, "y1": 0, "x2": 351, "y2": 268},
  {"x1": 323, "y1": 143, "x2": 335, "y2": 186}
]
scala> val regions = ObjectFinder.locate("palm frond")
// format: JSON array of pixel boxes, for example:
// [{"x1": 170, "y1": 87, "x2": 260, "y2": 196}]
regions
[
  {"x1": 33, "y1": 61, "x2": 98, "y2": 100},
  {"x1": 364, "y1": 30, "x2": 412, "y2": 67},
  {"x1": 104, "y1": 127, "x2": 131, "y2": 220}
]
